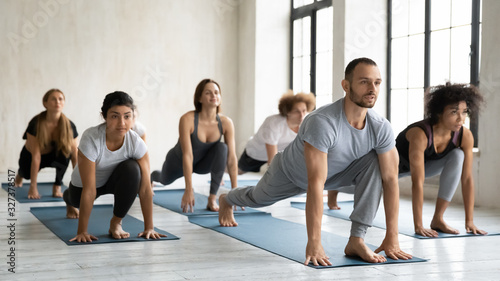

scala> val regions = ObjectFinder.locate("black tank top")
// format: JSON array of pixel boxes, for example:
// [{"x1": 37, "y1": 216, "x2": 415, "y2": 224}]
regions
[
  {"x1": 395, "y1": 119, "x2": 463, "y2": 173},
  {"x1": 173, "y1": 112, "x2": 223, "y2": 162}
]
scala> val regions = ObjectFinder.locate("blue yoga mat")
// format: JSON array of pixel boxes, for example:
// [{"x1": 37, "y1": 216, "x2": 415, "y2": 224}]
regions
[
  {"x1": 30, "y1": 205, "x2": 179, "y2": 245},
  {"x1": 153, "y1": 189, "x2": 267, "y2": 216},
  {"x1": 2, "y1": 182, "x2": 67, "y2": 203},
  {"x1": 215, "y1": 179, "x2": 260, "y2": 187},
  {"x1": 290, "y1": 201, "x2": 500, "y2": 239},
  {"x1": 189, "y1": 214, "x2": 427, "y2": 268}
]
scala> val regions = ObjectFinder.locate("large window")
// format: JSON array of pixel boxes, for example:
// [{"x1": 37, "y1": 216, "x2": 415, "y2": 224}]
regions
[
  {"x1": 388, "y1": 0, "x2": 481, "y2": 145},
  {"x1": 291, "y1": 0, "x2": 333, "y2": 107}
]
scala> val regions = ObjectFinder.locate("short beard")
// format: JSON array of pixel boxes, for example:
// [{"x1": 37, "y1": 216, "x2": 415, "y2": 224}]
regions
[{"x1": 348, "y1": 86, "x2": 376, "y2": 108}]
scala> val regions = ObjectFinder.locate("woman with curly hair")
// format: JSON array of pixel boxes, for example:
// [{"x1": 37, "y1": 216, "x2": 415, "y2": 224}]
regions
[
  {"x1": 238, "y1": 91, "x2": 315, "y2": 174},
  {"x1": 15, "y1": 89, "x2": 78, "y2": 199},
  {"x1": 395, "y1": 83, "x2": 486, "y2": 237}
]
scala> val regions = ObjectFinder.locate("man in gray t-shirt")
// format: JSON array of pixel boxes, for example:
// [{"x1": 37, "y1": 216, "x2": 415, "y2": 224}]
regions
[{"x1": 219, "y1": 58, "x2": 412, "y2": 266}]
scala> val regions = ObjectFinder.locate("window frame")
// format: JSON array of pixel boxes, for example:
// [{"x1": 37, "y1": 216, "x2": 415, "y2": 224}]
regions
[
  {"x1": 387, "y1": 0, "x2": 482, "y2": 146},
  {"x1": 290, "y1": 0, "x2": 333, "y2": 96}
]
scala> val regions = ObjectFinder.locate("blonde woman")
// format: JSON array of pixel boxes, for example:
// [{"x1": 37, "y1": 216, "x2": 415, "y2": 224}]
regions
[
  {"x1": 15, "y1": 89, "x2": 78, "y2": 199},
  {"x1": 238, "y1": 91, "x2": 315, "y2": 174}
]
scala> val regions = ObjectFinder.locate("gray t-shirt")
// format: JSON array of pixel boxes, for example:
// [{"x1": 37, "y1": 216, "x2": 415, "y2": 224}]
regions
[
  {"x1": 71, "y1": 123, "x2": 148, "y2": 188},
  {"x1": 280, "y1": 98, "x2": 395, "y2": 189}
]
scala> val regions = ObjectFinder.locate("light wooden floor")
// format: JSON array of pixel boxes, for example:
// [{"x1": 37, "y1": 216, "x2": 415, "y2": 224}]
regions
[{"x1": 1, "y1": 171, "x2": 500, "y2": 281}]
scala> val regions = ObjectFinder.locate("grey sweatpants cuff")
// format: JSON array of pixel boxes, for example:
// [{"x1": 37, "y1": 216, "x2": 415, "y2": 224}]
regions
[{"x1": 350, "y1": 221, "x2": 369, "y2": 238}]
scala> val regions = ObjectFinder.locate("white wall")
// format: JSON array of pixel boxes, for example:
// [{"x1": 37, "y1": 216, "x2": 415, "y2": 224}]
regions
[
  {"x1": 344, "y1": 0, "x2": 388, "y2": 117},
  {"x1": 0, "y1": 0, "x2": 239, "y2": 174},
  {"x1": 476, "y1": 0, "x2": 500, "y2": 208},
  {"x1": 236, "y1": 0, "x2": 290, "y2": 154}
]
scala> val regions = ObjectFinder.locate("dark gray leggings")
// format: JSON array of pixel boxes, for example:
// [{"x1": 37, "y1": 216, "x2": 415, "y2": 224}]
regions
[
  {"x1": 399, "y1": 148, "x2": 464, "y2": 201},
  {"x1": 63, "y1": 159, "x2": 141, "y2": 218},
  {"x1": 152, "y1": 142, "x2": 227, "y2": 195}
]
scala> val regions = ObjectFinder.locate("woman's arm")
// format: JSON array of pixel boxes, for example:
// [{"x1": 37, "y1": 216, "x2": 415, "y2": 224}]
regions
[
  {"x1": 406, "y1": 127, "x2": 437, "y2": 237},
  {"x1": 460, "y1": 128, "x2": 487, "y2": 234},
  {"x1": 25, "y1": 133, "x2": 41, "y2": 199},
  {"x1": 70, "y1": 137, "x2": 78, "y2": 168},
  {"x1": 265, "y1": 143, "x2": 278, "y2": 165},
  {"x1": 137, "y1": 152, "x2": 166, "y2": 239},
  {"x1": 179, "y1": 113, "x2": 195, "y2": 212},
  {"x1": 222, "y1": 116, "x2": 238, "y2": 189},
  {"x1": 70, "y1": 150, "x2": 97, "y2": 242}
]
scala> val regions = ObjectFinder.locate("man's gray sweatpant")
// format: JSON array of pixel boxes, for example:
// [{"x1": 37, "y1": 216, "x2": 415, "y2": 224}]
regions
[{"x1": 225, "y1": 150, "x2": 383, "y2": 238}]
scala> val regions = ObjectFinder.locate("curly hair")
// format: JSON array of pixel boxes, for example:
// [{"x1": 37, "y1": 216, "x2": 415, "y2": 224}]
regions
[
  {"x1": 278, "y1": 90, "x2": 316, "y2": 116},
  {"x1": 425, "y1": 83, "x2": 484, "y2": 125}
]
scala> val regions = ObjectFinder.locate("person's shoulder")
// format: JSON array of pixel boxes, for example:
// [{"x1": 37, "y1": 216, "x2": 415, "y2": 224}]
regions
[
  {"x1": 28, "y1": 114, "x2": 40, "y2": 124},
  {"x1": 219, "y1": 114, "x2": 234, "y2": 129},
  {"x1": 179, "y1": 111, "x2": 195, "y2": 124},
  {"x1": 127, "y1": 128, "x2": 144, "y2": 144},
  {"x1": 366, "y1": 108, "x2": 388, "y2": 124},
  {"x1": 264, "y1": 114, "x2": 286, "y2": 125},
  {"x1": 82, "y1": 123, "x2": 104, "y2": 139}
]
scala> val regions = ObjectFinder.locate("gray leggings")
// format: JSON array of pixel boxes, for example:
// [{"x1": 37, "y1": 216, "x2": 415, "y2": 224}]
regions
[
  {"x1": 399, "y1": 148, "x2": 464, "y2": 202},
  {"x1": 225, "y1": 150, "x2": 384, "y2": 238}
]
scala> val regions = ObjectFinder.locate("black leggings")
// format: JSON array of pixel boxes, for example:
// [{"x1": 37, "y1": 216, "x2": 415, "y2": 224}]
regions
[
  {"x1": 63, "y1": 159, "x2": 141, "y2": 218},
  {"x1": 18, "y1": 146, "x2": 70, "y2": 185},
  {"x1": 153, "y1": 142, "x2": 227, "y2": 195}
]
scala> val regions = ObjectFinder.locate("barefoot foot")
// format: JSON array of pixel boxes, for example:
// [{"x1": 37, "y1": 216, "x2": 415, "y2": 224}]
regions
[
  {"x1": 218, "y1": 194, "x2": 238, "y2": 227},
  {"x1": 52, "y1": 185, "x2": 63, "y2": 198},
  {"x1": 344, "y1": 237, "x2": 386, "y2": 263},
  {"x1": 430, "y1": 219, "x2": 459, "y2": 234},
  {"x1": 66, "y1": 205, "x2": 79, "y2": 219},
  {"x1": 207, "y1": 194, "x2": 220, "y2": 212},
  {"x1": 28, "y1": 186, "x2": 41, "y2": 199},
  {"x1": 14, "y1": 174, "x2": 23, "y2": 187},
  {"x1": 327, "y1": 190, "x2": 341, "y2": 210},
  {"x1": 109, "y1": 216, "x2": 130, "y2": 239}
]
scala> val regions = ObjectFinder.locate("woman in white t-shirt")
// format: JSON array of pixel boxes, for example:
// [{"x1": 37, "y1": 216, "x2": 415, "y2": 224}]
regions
[
  {"x1": 64, "y1": 91, "x2": 165, "y2": 242},
  {"x1": 238, "y1": 91, "x2": 315, "y2": 174}
]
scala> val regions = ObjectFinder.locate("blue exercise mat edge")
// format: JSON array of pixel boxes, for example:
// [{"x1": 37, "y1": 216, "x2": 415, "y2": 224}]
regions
[
  {"x1": 188, "y1": 213, "x2": 427, "y2": 269},
  {"x1": 30, "y1": 204, "x2": 179, "y2": 246}
]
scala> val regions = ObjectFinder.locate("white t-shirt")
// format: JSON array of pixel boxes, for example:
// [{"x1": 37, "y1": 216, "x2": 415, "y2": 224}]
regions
[
  {"x1": 71, "y1": 123, "x2": 148, "y2": 188},
  {"x1": 132, "y1": 121, "x2": 146, "y2": 138},
  {"x1": 245, "y1": 114, "x2": 297, "y2": 161}
]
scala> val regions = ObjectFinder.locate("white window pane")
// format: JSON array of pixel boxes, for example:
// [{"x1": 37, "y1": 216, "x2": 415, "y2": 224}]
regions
[
  {"x1": 301, "y1": 56, "x2": 311, "y2": 93},
  {"x1": 316, "y1": 95, "x2": 332, "y2": 108},
  {"x1": 390, "y1": 89, "x2": 409, "y2": 135},
  {"x1": 302, "y1": 17, "x2": 311, "y2": 56},
  {"x1": 391, "y1": 37, "x2": 409, "y2": 89},
  {"x1": 316, "y1": 7, "x2": 333, "y2": 52},
  {"x1": 408, "y1": 0, "x2": 425, "y2": 35},
  {"x1": 431, "y1": 0, "x2": 451, "y2": 31},
  {"x1": 452, "y1": 0, "x2": 472, "y2": 27},
  {"x1": 430, "y1": 29, "x2": 451, "y2": 85},
  {"x1": 407, "y1": 89, "x2": 425, "y2": 123},
  {"x1": 450, "y1": 25, "x2": 471, "y2": 83},
  {"x1": 293, "y1": 58, "x2": 303, "y2": 92},
  {"x1": 392, "y1": 0, "x2": 409, "y2": 38},
  {"x1": 408, "y1": 34, "x2": 425, "y2": 88},
  {"x1": 293, "y1": 18, "x2": 311, "y2": 57},
  {"x1": 316, "y1": 51, "x2": 332, "y2": 102}
]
